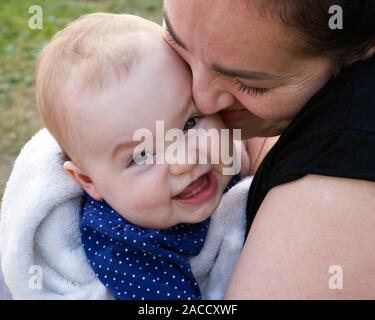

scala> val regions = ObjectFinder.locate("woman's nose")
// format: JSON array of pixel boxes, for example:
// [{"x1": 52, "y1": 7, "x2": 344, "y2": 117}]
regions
[{"x1": 191, "y1": 62, "x2": 235, "y2": 115}]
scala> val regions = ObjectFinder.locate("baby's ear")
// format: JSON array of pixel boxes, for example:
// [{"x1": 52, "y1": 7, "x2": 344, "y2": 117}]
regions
[{"x1": 63, "y1": 161, "x2": 103, "y2": 201}]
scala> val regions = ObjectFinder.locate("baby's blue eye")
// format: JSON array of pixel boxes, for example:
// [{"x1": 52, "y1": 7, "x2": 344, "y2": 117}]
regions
[
  {"x1": 130, "y1": 149, "x2": 154, "y2": 166},
  {"x1": 183, "y1": 117, "x2": 200, "y2": 132}
]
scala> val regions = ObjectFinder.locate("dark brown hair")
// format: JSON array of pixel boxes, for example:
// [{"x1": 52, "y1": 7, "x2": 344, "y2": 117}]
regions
[{"x1": 258, "y1": 0, "x2": 375, "y2": 63}]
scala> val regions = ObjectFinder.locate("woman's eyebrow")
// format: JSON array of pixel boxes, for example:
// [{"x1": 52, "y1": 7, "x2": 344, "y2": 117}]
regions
[
  {"x1": 162, "y1": 8, "x2": 188, "y2": 50},
  {"x1": 212, "y1": 64, "x2": 285, "y2": 81}
]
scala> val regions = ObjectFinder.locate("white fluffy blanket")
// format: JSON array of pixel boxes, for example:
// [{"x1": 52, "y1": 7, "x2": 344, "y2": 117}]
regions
[{"x1": 0, "y1": 129, "x2": 252, "y2": 300}]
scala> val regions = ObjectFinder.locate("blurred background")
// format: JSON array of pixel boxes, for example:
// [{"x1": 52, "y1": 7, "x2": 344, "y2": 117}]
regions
[{"x1": 0, "y1": 0, "x2": 163, "y2": 199}]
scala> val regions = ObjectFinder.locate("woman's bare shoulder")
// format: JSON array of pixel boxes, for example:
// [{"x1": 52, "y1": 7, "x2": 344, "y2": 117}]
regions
[{"x1": 226, "y1": 174, "x2": 375, "y2": 299}]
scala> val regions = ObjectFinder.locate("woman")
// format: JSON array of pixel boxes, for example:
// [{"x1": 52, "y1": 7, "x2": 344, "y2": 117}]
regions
[{"x1": 163, "y1": 0, "x2": 375, "y2": 299}]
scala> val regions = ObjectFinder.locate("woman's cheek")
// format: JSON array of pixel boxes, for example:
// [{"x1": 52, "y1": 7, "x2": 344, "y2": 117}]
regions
[
  {"x1": 235, "y1": 93, "x2": 271, "y2": 118},
  {"x1": 233, "y1": 88, "x2": 296, "y2": 120}
]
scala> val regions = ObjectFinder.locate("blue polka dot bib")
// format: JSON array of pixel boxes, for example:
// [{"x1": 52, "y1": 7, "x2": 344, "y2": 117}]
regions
[
  {"x1": 80, "y1": 174, "x2": 241, "y2": 300},
  {"x1": 80, "y1": 195, "x2": 210, "y2": 300}
]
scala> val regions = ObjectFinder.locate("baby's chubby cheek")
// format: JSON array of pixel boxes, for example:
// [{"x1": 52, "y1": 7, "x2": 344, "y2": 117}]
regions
[
  {"x1": 215, "y1": 169, "x2": 233, "y2": 195},
  {"x1": 123, "y1": 184, "x2": 172, "y2": 213}
]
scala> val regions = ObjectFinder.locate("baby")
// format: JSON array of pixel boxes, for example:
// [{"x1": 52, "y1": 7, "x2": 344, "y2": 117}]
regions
[{"x1": 36, "y1": 13, "x2": 246, "y2": 300}]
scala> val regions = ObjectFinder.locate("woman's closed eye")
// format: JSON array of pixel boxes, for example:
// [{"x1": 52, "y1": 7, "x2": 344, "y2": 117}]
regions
[{"x1": 234, "y1": 79, "x2": 270, "y2": 97}]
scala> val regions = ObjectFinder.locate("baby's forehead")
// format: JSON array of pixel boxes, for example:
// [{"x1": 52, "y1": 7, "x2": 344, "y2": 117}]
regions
[{"x1": 67, "y1": 42, "x2": 193, "y2": 153}]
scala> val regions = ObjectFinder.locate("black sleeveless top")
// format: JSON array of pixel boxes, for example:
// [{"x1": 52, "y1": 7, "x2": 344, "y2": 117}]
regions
[{"x1": 246, "y1": 55, "x2": 375, "y2": 235}]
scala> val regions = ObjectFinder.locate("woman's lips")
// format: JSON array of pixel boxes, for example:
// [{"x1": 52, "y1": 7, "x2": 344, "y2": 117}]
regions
[
  {"x1": 219, "y1": 109, "x2": 249, "y2": 123},
  {"x1": 174, "y1": 171, "x2": 218, "y2": 205}
]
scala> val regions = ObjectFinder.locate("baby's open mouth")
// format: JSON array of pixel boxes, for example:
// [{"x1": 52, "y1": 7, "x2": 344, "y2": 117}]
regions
[{"x1": 173, "y1": 171, "x2": 218, "y2": 205}]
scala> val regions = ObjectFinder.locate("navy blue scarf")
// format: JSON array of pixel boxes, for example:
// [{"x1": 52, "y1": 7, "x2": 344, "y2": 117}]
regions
[{"x1": 80, "y1": 174, "x2": 240, "y2": 300}]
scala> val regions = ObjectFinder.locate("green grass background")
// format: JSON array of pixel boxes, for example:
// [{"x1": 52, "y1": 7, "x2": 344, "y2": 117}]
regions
[{"x1": 0, "y1": 0, "x2": 163, "y2": 199}]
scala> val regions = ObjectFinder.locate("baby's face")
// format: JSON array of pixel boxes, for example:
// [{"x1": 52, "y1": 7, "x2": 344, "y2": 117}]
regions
[{"x1": 71, "y1": 34, "x2": 233, "y2": 229}]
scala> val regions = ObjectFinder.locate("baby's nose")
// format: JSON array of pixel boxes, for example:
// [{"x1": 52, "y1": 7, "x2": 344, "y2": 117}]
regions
[
  {"x1": 166, "y1": 136, "x2": 202, "y2": 176},
  {"x1": 168, "y1": 161, "x2": 197, "y2": 176}
]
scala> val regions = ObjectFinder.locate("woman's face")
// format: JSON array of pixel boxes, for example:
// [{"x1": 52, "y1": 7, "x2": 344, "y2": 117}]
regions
[{"x1": 163, "y1": 0, "x2": 335, "y2": 138}]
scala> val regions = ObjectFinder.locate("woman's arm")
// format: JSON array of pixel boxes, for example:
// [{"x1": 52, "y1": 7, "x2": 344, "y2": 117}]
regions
[{"x1": 226, "y1": 174, "x2": 375, "y2": 299}]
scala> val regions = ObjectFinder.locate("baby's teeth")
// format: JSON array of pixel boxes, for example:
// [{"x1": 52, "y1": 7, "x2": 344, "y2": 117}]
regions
[
  {"x1": 189, "y1": 176, "x2": 208, "y2": 197},
  {"x1": 180, "y1": 175, "x2": 208, "y2": 199}
]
